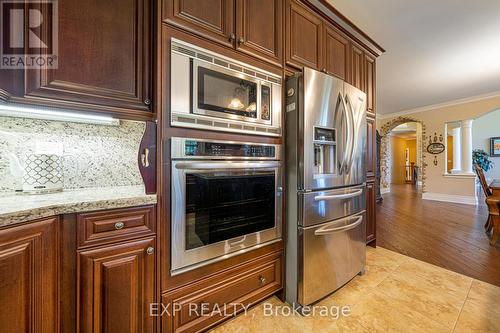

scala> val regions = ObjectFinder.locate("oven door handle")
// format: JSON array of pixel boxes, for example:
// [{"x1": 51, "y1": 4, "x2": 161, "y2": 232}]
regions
[{"x1": 174, "y1": 162, "x2": 280, "y2": 170}]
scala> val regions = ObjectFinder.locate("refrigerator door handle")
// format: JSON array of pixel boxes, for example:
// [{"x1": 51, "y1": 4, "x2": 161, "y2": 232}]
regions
[
  {"x1": 337, "y1": 93, "x2": 349, "y2": 175},
  {"x1": 314, "y1": 189, "x2": 363, "y2": 201},
  {"x1": 343, "y1": 94, "x2": 356, "y2": 174},
  {"x1": 314, "y1": 216, "x2": 363, "y2": 235}
]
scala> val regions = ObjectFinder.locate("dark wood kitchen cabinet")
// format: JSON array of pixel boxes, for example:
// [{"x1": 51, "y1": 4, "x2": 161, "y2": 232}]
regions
[
  {"x1": 285, "y1": 0, "x2": 323, "y2": 70},
  {"x1": 366, "y1": 181, "x2": 376, "y2": 244},
  {"x1": 78, "y1": 237, "x2": 157, "y2": 333},
  {"x1": 164, "y1": 0, "x2": 283, "y2": 66},
  {"x1": 323, "y1": 22, "x2": 349, "y2": 80},
  {"x1": 366, "y1": 116, "x2": 376, "y2": 179},
  {"x1": 349, "y1": 43, "x2": 365, "y2": 90},
  {"x1": 21, "y1": 0, "x2": 152, "y2": 119},
  {"x1": 163, "y1": 0, "x2": 235, "y2": 47},
  {"x1": 235, "y1": 0, "x2": 283, "y2": 67},
  {"x1": 365, "y1": 53, "x2": 376, "y2": 117},
  {"x1": 0, "y1": 217, "x2": 59, "y2": 333}
]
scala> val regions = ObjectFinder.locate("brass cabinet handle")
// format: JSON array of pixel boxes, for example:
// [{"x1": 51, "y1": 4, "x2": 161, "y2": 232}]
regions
[
  {"x1": 114, "y1": 222, "x2": 125, "y2": 230},
  {"x1": 228, "y1": 33, "x2": 236, "y2": 42},
  {"x1": 144, "y1": 99, "x2": 151, "y2": 106},
  {"x1": 146, "y1": 247, "x2": 154, "y2": 255},
  {"x1": 238, "y1": 37, "x2": 244, "y2": 45},
  {"x1": 322, "y1": 68, "x2": 327, "y2": 73},
  {"x1": 141, "y1": 148, "x2": 150, "y2": 168},
  {"x1": 259, "y1": 276, "x2": 266, "y2": 285}
]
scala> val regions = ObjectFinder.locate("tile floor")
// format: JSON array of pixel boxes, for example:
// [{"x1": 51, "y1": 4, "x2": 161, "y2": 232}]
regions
[{"x1": 211, "y1": 247, "x2": 500, "y2": 332}]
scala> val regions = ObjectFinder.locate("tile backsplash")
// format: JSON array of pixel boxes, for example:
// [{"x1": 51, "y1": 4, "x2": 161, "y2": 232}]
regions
[{"x1": 0, "y1": 116, "x2": 145, "y2": 192}]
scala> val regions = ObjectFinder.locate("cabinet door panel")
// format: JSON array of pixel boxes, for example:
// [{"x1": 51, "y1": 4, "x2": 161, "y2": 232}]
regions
[
  {"x1": 366, "y1": 181, "x2": 376, "y2": 244},
  {"x1": 324, "y1": 24, "x2": 348, "y2": 80},
  {"x1": 286, "y1": 0, "x2": 322, "y2": 70},
  {"x1": 78, "y1": 237, "x2": 156, "y2": 333},
  {"x1": 366, "y1": 117, "x2": 376, "y2": 178},
  {"x1": 0, "y1": 218, "x2": 58, "y2": 333},
  {"x1": 24, "y1": 0, "x2": 151, "y2": 114},
  {"x1": 365, "y1": 54, "x2": 376, "y2": 116},
  {"x1": 236, "y1": 0, "x2": 283, "y2": 66},
  {"x1": 164, "y1": 0, "x2": 235, "y2": 48},
  {"x1": 349, "y1": 44, "x2": 364, "y2": 90}
]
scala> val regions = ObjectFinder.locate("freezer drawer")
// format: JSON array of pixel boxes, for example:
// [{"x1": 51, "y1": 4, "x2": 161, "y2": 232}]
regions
[
  {"x1": 299, "y1": 185, "x2": 365, "y2": 227},
  {"x1": 299, "y1": 211, "x2": 366, "y2": 306}
]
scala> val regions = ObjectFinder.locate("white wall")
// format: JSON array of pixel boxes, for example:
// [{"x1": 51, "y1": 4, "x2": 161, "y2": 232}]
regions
[{"x1": 472, "y1": 109, "x2": 500, "y2": 180}]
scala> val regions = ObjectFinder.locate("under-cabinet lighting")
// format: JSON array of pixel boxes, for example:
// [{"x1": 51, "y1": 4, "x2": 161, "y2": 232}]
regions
[{"x1": 0, "y1": 103, "x2": 120, "y2": 126}]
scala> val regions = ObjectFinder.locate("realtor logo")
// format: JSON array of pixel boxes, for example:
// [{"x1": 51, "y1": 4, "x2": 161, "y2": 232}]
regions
[{"x1": 1, "y1": 0, "x2": 58, "y2": 68}]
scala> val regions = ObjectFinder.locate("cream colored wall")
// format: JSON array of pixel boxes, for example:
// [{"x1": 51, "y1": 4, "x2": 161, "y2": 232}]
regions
[
  {"x1": 378, "y1": 95, "x2": 500, "y2": 197},
  {"x1": 472, "y1": 109, "x2": 500, "y2": 180},
  {"x1": 390, "y1": 136, "x2": 407, "y2": 184}
]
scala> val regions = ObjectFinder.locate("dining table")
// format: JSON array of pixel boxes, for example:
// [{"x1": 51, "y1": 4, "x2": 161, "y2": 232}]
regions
[{"x1": 490, "y1": 179, "x2": 500, "y2": 197}]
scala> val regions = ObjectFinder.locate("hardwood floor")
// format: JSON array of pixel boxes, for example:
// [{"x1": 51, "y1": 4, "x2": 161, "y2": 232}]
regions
[{"x1": 377, "y1": 184, "x2": 500, "y2": 286}]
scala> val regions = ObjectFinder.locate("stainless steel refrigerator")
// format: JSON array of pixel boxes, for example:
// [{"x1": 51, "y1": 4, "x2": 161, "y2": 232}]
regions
[{"x1": 285, "y1": 67, "x2": 367, "y2": 307}]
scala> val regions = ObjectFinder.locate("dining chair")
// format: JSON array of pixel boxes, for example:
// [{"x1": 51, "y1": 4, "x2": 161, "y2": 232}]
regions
[{"x1": 474, "y1": 164, "x2": 499, "y2": 245}]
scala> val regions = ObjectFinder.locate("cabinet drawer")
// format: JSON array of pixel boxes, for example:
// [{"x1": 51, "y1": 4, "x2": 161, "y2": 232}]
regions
[
  {"x1": 77, "y1": 205, "x2": 155, "y2": 248},
  {"x1": 162, "y1": 253, "x2": 282, "y2": 333}
]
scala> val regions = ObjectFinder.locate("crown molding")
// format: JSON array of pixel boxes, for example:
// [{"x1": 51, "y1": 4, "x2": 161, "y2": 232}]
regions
[{"x1": 377, "y1": 90, "x2": 500, "y2": 119}]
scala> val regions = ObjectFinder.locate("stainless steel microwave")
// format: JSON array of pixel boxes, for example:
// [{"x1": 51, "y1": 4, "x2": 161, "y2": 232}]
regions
[{"x1": 170, "y1": 38, "x2": 282, "y2": 137}]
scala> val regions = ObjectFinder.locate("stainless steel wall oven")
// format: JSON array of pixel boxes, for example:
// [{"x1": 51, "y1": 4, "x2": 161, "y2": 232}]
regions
[{"x1": 171, "y1": 137, "x2": 282, "y2": 275}]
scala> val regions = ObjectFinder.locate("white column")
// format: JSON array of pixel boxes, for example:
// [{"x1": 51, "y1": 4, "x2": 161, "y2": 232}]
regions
[
  {"x1": 451, "y1": 127, "x2": 461, "y2": 174},
  {"x1": 460, "y1": 119, "x2": 474, "y2": 174}
]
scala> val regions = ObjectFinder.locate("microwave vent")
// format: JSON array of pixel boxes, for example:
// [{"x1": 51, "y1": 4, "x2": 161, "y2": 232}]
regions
[
  {"x1": 172, "y1": 44, "x2": 196, "y2": 57},
  {"x1": 213, "y1": 59, "x2": 229, "y2": 68},
  {"x1": 197, "y1": 53, "x2": 213, "y2": 63}
]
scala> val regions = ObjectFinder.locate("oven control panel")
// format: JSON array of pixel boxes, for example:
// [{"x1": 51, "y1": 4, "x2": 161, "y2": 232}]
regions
[{"x1": 184, "y1": 140, "x2": 276, "y2": 158}]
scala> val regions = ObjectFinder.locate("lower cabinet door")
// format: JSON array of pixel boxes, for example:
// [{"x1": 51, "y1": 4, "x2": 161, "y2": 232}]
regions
[
  {"x1": 78, "y1": 237, "x2": 156, "y2": 333},
  {"x1": 366, "y1": 181, "x2": 376, "y2": 244},
  {"x1": 0, "y1": 217, "x2": 59, "y2": 333}
]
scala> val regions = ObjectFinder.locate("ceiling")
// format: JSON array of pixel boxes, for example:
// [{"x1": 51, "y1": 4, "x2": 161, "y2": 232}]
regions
[
  {"x1": 327, "y1": 0, "x2": 500, "y2": 114},
  {"x1": 391, "y1": 123, "x2": 417, "y2": 139}
]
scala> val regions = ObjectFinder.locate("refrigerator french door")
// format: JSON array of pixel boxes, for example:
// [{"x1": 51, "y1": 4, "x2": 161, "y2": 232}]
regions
[{"x1": 285, "y1": 68, "x2": 367, "y2": 307}]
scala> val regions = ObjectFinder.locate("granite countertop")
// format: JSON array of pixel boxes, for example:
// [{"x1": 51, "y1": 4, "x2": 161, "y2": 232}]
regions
[{"x1": 0, "y1": 185, "x2": 157, "y2": 227}]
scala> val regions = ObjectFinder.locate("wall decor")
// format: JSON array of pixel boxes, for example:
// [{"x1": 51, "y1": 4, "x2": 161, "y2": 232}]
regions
[
  {"x1": 433, "y1": 156, "x2": 438, "y2": 166},
  {"x1": 491, "y1": 137, "x2": 500, "y2": 157},
  {"x1": 427, "y1": 132, "x2": 445, "y2": 154}
]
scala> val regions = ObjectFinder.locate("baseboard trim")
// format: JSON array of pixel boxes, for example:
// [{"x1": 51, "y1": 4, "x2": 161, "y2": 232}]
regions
[
  {"x1": 422, "y1": 192, "x2": 478, "y2": 205},
  {"x1": 380, "y1": 187, "x2": 390, "y2": 194}
]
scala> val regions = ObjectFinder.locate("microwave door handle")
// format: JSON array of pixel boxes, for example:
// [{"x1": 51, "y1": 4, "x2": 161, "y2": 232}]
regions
[
  {"x1": 175, "y1": 162, "x2": 279, "y2": 170},
  {"x1": 314, "y1": 216, "x2": 363, "y2": 235},
  {"x1": 314, "y1": 189, "x2": 363, "y2": 201}
]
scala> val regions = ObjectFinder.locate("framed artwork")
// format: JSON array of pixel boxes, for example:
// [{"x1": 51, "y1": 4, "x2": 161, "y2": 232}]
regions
[{"x1": 491, "y1": 137, "x2": 500, "y2": 157}]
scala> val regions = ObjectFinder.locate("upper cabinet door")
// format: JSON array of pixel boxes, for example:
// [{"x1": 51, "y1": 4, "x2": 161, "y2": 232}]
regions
[
  {"x1": 24, "y1": 0, "x2": 152, "y2": 116},
  {"x1": 349, "y1": 43, "x2": 364, "y2": 90},
  {"x1": 235, "y1": 0, "x2": 283, "y2": 67},
  {"x1": 164, "y1": 0, "x2": 235, "y2": 48},
  {"x1": 365, "y1": 53, "x2": 376, "y2": 116},
  {"x1": 323, "y1": 23, "x2": 348, "y2": 80},
  {"x1": 286, "y1": 0, "x2": 323, "y2": 70}
]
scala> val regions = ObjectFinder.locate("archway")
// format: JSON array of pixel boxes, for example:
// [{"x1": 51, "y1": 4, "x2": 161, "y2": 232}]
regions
[{"x1": 379, "y1": 117, "x2": 427, "y2": 193}]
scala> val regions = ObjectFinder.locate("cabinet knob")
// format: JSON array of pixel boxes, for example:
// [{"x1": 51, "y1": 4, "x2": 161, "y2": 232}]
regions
[
  {"x1": 322, "y1": 68, "x2": 327, "y2": 73},
  {"x1": 114, "y1": 222, "x2": 125, "y2": 230},
  {"x1": 146, "y1": 246, "x2": 154, "y2": 255},
  {"x1": 259, "y1": 276, "x2": 266, "y2": 285},
  {"x1": 237, "y1": 37, "x2": 244, "y2": 45},
  {"x1": 228, "y1": 33, "x2": 236, "y2": 42},
  {"x1": 144, "y1": 99, "x2": 151, "y2": 106}
]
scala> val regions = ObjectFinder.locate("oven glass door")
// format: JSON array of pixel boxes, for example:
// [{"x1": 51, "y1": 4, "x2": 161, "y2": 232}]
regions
[
  {"x1": 171, "y1": 161, "x2": 282, "y2": 274},
  {"x1": 193, "y1": 61, "x2": 272, "y2": 125}
]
